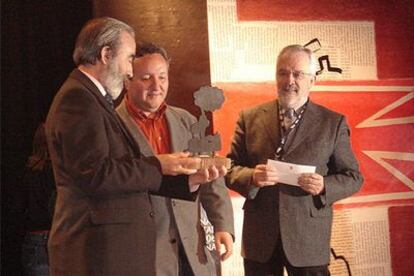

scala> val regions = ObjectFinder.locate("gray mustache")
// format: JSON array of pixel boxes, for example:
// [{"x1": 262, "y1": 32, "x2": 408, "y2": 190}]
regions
[{"x1": 282, "y1": 86, "x2": 298, "y2": 92}]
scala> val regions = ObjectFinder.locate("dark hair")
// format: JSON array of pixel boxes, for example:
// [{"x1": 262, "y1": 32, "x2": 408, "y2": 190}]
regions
[
  {"x1": 73, "y1": 17, "x2": 135, "y2": 66},
  {"x1": 136, "y1": 42, "x2": 170, "y2": 63}
]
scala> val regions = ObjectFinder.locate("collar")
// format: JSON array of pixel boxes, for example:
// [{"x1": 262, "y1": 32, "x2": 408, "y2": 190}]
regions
[
  {"x1": 78, "y1": 67, "x2": 108, "y2": 97},
  {"x1": 277, "y1": 98, "x2": 308, "y2": 117}
]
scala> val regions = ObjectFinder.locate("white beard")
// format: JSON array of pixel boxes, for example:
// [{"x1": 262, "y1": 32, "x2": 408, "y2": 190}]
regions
[
  {"x1": 105, "y1": 83, "x2": 123, "y2": 99},
  {"x1": 102, "y1": 61, "x2": 124, "y2": 99}
]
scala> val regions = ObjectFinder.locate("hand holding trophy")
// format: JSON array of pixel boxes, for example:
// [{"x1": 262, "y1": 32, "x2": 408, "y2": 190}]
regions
[{"x1": 187, "y1": 86, "x2": 232, "y2": 170}]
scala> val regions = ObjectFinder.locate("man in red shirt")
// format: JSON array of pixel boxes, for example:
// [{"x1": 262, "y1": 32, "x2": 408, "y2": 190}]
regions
[{"x1": 117, "y1": 42, "x2": 234, "y2": 276}]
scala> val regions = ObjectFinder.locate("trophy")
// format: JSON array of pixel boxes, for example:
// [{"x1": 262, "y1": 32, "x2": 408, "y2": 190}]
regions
[{"x1": 188, "y1": 86, "x2": 232, "y2": 169}]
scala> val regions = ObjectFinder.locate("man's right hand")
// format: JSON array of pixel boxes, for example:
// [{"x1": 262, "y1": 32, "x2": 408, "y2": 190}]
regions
[
  {"x1": 252, "y1": 164, "x2": 279, "y2": 187},
  {"x1": 155, "y1": 152, "x2": 201, "y2": 176}
]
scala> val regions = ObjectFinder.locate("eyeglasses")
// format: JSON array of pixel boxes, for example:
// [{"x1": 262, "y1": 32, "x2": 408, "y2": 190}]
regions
[{"x1": 277, "y1": 69, "x2": 315, "y2": 80}]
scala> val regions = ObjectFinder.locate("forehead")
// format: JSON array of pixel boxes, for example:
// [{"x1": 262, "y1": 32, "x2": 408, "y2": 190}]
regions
[
  {"x1": 133, "y1": 53, "x2": 169, "y2": 72},
  {"x1": 117, "y1": 31, "x2": 136, "y2": 54},
  {"x1": 277, "y1": 51, "x2": 310, "y2": 70}
]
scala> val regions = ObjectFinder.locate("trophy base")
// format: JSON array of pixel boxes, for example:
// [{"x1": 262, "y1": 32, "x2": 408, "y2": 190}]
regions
[{"x1": 198, "y1": 156, "x2": 232, "y2": 170}]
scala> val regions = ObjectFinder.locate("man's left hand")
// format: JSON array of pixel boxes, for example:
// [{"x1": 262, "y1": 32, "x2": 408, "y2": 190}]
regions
[
  {"x1": 189, "y1": 165, "x2": 227, "y2": 186},
  {"x1": 298, "y1": 173, "x2": 325, "y2": 195},
  {"x1": 214, "y1": 231, "x2": 233, "y2": 261}
]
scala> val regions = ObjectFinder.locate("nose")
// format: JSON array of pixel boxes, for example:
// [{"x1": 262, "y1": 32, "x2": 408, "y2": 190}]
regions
[
  {"x1": 287, "y1": 71, "x2": 295, "y2": 84},
  {"x1": 151, "y1": 77, "x2": 161, "y2": 90}
]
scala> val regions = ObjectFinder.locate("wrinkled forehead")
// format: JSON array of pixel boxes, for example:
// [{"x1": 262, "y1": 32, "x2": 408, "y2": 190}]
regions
[
  {"x1": 115, "y1": 31, "x2": 136, "y2": 54},
  {"x1": 277, "y1": 51, "x2": 311, "y2": 71},
  {"x1": 134, "y1": 53, "x2": 169, "y2": 64},
  {"x1": 132, "y1": 53, "x2": 169, "y2": 74}
]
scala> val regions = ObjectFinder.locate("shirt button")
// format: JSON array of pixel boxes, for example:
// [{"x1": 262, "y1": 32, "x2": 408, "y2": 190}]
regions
[
  {"x1": 170, "y1": 238, "x2": 177, "y2": 244},
  {"x1": 149, "y1": 211, "x2": 154, "y2": 217}
]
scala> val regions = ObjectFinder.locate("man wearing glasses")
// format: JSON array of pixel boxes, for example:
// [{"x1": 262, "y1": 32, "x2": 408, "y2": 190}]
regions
[{"x1": 226, "y1": 44, "x2": 363, "y2": 276}]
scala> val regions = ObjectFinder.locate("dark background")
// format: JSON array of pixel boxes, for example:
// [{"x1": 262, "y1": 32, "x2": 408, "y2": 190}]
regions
[
  {"x1": 2, "y1": 1, "x2": 93, "y2": 274},
  {"x1": 2, "y1": 0, "x2": 211, "y2": 274}
]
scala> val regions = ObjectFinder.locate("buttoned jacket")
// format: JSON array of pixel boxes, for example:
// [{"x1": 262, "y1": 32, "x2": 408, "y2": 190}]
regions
[
  {"x1": 117, "y1": 100, "x2": 234, "y2": 275},
  {"x1": 46, "y1": 69, "x2": 194, "y2": 275},
  {"x1": 226, "y1": 100, "x2": 363, "y2": 266}
]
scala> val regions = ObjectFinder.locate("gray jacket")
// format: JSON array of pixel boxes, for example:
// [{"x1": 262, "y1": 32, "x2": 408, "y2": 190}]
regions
[
  {"x1": 226, "y1": 99, "x2": 363, "y2": 267},
  {"x1": 117, "y1": 100, "x2": 234, "y2": 275}
]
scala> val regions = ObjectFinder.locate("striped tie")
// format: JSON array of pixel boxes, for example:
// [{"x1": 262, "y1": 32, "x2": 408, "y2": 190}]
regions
[{"x1": 104, "y1": 93, "x2": 114, "y2": 109}]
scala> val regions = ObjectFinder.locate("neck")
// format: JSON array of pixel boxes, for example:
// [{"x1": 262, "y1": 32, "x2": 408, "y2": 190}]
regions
[
  {"x1": 78, "y1": 64, "x2": 106, "y2": 85},
  {"x1": 79, "y1": 64, "x2": 120, "y2": 99},
  {"x1": 280, "y1": 97, "x2": 308, "y2": 111},
  {"x1": 79, "y1": 64, "x2": 96, "y2": 77}
]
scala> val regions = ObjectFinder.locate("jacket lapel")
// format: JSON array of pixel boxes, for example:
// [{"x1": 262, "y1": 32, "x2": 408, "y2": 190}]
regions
[
  {"x1": 72, "y1": 69, "x2": 144, "y2": 155},
  {"x1": 70, "y1": 69, "x2": 114, "y2": 114},
  {"x1": 117, "y1": 103, "x2": 191, "y2": 155},
  {"x1": 165, "y1": 108, "x2": 190, "y2": 152},
  {"x1": 259, "y1": 101, "x2": 280, "y2": 155},
  {"x1": 116, "y1": 100, "x2": 154, "y2": 157},
  {"x1": 284, "y1": 101, "x2": 321, "y2": 156}
]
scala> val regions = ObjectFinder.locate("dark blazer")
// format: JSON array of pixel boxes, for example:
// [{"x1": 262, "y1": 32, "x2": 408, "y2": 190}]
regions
[
  {"x1": 45, "y1": 69, "x2": 194, "y2": 275},
  {"x1": 117, "y1": 100, "x2": 234, "y2": 276},
  {"x1": 226, "y1": 100, "x2": 363, "y2": 267}
]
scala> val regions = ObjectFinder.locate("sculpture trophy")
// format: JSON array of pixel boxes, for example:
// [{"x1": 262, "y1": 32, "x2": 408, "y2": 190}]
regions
[{"x1": 188, "y1": 86, "x2": 232, "y2": 169}]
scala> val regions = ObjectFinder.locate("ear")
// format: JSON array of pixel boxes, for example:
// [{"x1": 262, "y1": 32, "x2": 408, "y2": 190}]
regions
[
  {"x1": 310, "y1": 75, "x2": 316, "y2": 86},
  {"x1": 100, "y1": 46, "x2": 112, "y2": 65},
  {"x1": 306, "y1": 75, "x2": 316, "y2": 92}
]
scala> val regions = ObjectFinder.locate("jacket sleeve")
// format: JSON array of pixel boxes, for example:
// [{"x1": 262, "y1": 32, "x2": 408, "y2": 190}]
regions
[
  {"x1": 322, "y1": 116, "x2": 364, "y2": 206},
  {"x1": 199, "y1": 177, "x2": 235, "y2": 237},
  {"x1": 225, "y1": 111, "x2": 260, "y2": 199}
]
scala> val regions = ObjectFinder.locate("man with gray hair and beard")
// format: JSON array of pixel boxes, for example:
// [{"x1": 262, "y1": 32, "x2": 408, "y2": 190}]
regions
[
  {"x1": 45, "y1": 17, "x2": 225, "y2": 275},
  {"x1": 226, "y1": 44, "x2": 363, "y2": 276}
]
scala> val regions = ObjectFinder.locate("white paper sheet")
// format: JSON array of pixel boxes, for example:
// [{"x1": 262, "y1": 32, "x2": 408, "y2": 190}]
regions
[{"x1": 267, "y1": 159, "x2": 316, "y2": 186}]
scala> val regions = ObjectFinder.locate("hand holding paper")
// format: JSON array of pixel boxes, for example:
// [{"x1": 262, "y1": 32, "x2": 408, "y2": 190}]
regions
[
  {"x1": 298, "y1": 173, "x2": 325, "y2": 195},
  {"x1": 251, "y1": 164, "x2": 279, "y2": 187},
  {"x1": 266, "y1": 159, "x2": 316, "y2": 186}
]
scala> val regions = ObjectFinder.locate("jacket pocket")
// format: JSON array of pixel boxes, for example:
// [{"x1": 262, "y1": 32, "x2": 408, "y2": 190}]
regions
[{"x1": 309, "y1": 205, "x2": 332, "y2": 218}]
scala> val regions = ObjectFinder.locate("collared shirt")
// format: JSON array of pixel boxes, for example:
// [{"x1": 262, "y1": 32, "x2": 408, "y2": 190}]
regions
[
  {"x1": 276, "y1": 100, "x2": 308, "y2": 157},
  {"x1": 78, "y1": 67, "x2": 108, "y2": 97},
  {"x1": 125, "y1": 97, "x2": 199, "y2": 192},
  {"x1": 125, "y1": 96, "x2": 171, "y2": 154},
  {"x1": 278, "y1": 102, "x2": 307, "y2": 131}
]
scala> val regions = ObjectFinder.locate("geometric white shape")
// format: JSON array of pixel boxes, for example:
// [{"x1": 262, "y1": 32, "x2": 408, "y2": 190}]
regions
[
  {"x1": 338, "y1": 191, "x2": 414, "y2": 204},
  {"x1": 356, "y1": 92, "x2": 414, "y2": 128},
  {"x1": 362, "y1": 150, "x2": 414, "y2": 190}
]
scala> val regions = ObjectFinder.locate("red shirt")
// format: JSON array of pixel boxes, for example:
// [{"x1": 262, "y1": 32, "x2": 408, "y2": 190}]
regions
[{"x1": 125, "y1": 96, "x2": 171, "y2": 154}]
